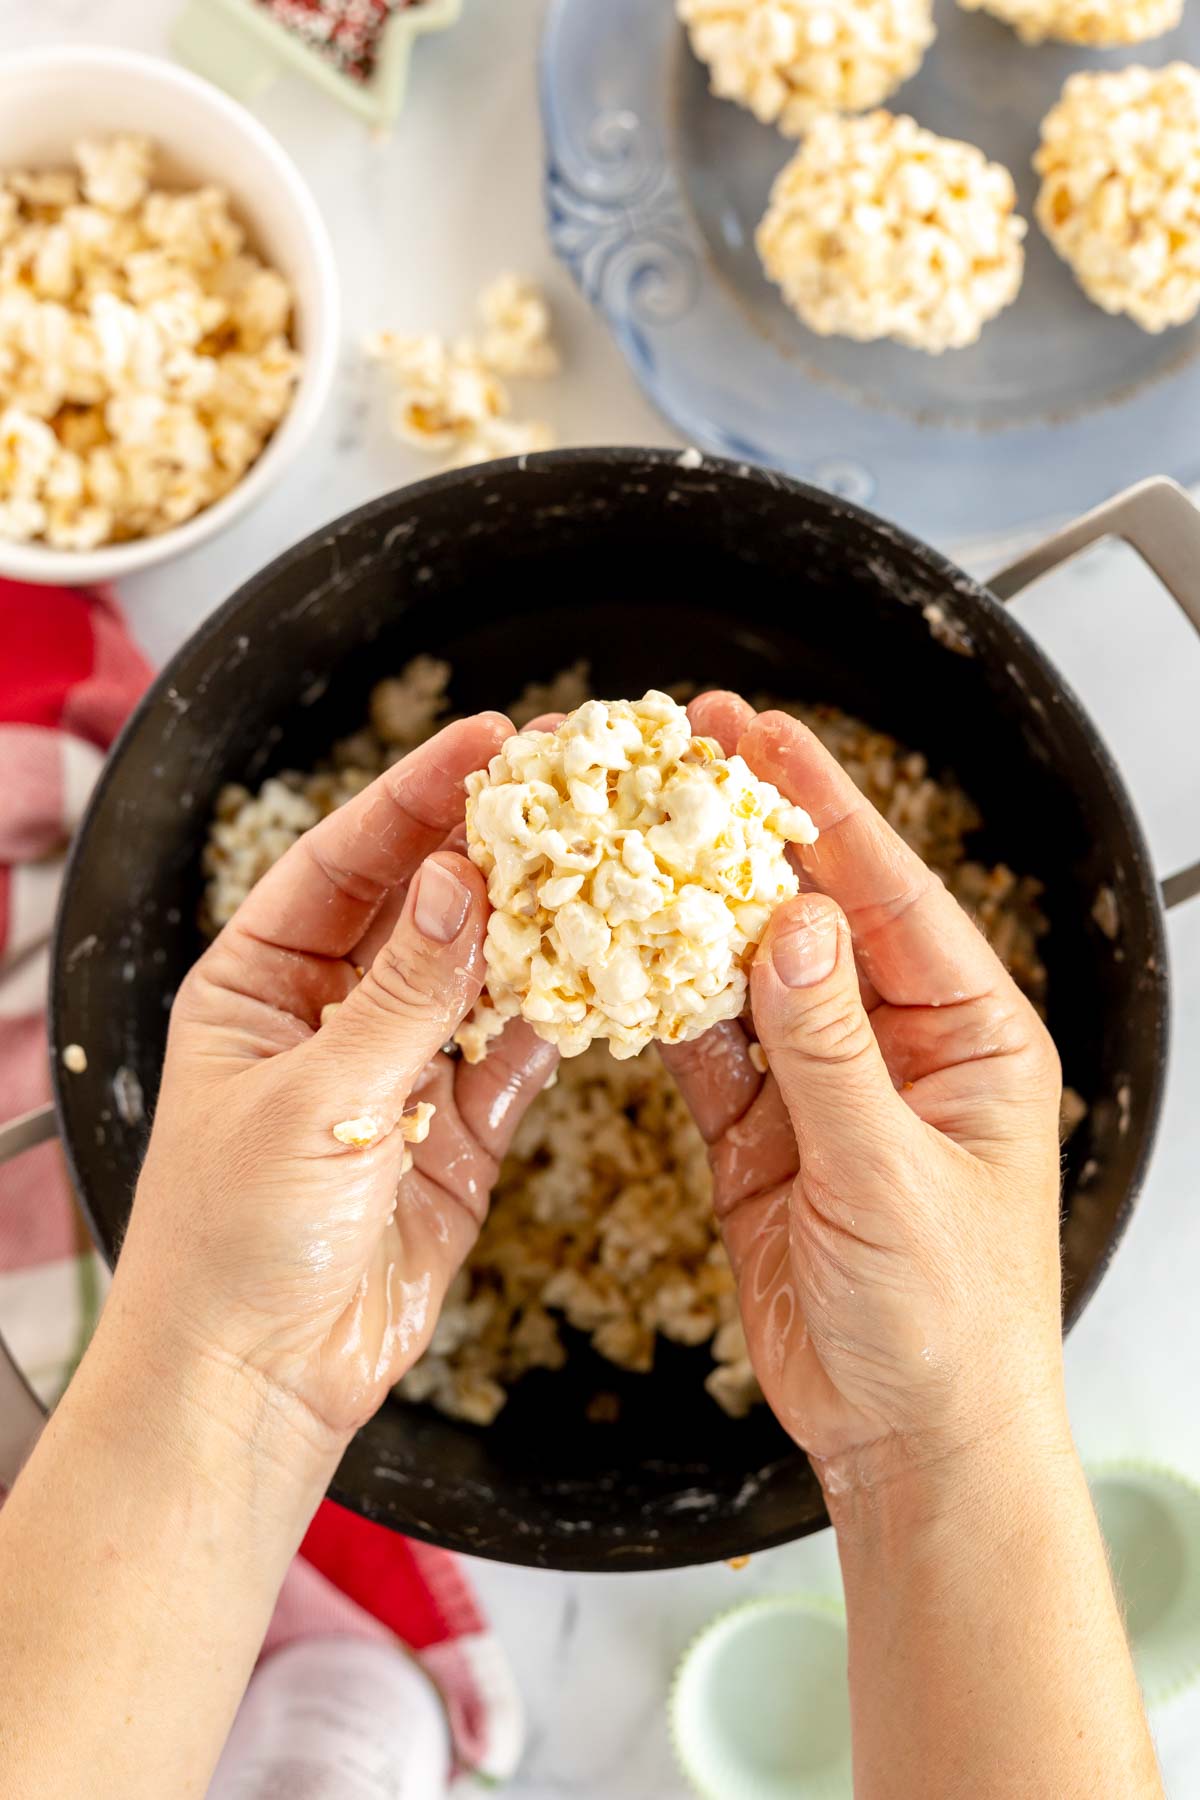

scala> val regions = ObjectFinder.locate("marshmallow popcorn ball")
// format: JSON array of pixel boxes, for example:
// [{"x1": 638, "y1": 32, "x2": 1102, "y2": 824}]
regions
[
  {"x1": 756, "y1": 111, "x2": 1027, "y2": 352},
  {"x1": 1035, "y1": 65, "x2": 1200, "y2": 333},
  {"x1": 676, "y1": 0, "x2": 935, "y2": 136},
  {"x1": 957, "y1": 0, "x2": 1181, "y2": 46},
  {"x1": 0, "y1": 136, "x2": 299, "y2": 550},
  {"x1": 464, "y1": 693, "x2": 818, "y2": 1060}
]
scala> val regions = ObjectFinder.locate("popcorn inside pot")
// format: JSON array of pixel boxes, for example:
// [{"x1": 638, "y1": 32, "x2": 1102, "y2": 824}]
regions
[{"x1": 463, "y1": 692, "x2": 818, "y2": 1060}]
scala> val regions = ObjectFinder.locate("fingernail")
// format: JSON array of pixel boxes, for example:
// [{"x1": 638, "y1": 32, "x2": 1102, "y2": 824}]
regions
[
  {"x1": 772, "y1": 912, "x2": 839, "y2": 988},
  {"x1": 413, "y1": 859, "x2": 470, "y2": 943}
]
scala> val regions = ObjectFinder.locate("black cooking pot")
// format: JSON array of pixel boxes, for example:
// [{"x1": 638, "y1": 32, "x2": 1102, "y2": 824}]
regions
[{"x1": 6, "y1": 453, "x2": 1200, "y2": 1569}]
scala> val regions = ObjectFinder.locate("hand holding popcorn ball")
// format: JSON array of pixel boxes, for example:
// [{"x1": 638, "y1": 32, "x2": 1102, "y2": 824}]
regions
[{"x1": 464, "y1": 691, "x2": 818, "y2": 1060}]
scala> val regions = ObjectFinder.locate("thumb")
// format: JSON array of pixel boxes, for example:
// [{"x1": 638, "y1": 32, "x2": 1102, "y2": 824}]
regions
[
  {"x1": 751, "y1": 894, "x2": 908, "y2": 1156},
  {"x1": 304, "y1": 851, "x2": 488, "y2": 1127}
]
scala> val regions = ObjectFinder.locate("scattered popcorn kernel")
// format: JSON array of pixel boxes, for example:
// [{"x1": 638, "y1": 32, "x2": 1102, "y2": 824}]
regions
[
  {"x1": 757, "y1": 111, "x2": 1026, "y2": 353},
  {"x1": 444, "y1": 414, "x2": 556, "y2": 469},
  {"x1": 466, "y1": 692, "x2": 817, "y2": 1060},
  {"x1": 399, "y1": 1101, "x2": 437, "y2": 1144},
  {"x1": 1035, "y1": 65, "x2": 1200, "y2": 332},
  {"x1": 319, "y1": 1001, "x2": 343, "y2": 1027},
  {"x1": 453, "y1": 995, "x2": 510, "y2": 1064},
  {"x1": 678, "y1": 0, "x2": 935, "y2": 137},
  {"x1": 958, "y1": 0, "x2": 1180, "y2": 45},
  {"x1": 365, "y1": 274, "x2": 560, "y2": 472},
  {"x1": 333, "y1": 1115, "x2": 381, "y2": 1147},
  {"x1": 62, "y1": 1043, "x2": 88, "y2": 1073},
  {"x1": 366, "y1": 332, "x2": 507, "y2": 450},
  {"x1": 749, "y1": 1041, "x2": 768, "y2": 1073},
  {"x1": 476, "y1": 272, "x2": 560, "y2": 378}
]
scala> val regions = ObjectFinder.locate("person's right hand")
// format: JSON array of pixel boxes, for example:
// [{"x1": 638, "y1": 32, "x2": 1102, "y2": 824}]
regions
[{"x1": 663, "y1": 693, "x2": 1066, "y2": 1487}]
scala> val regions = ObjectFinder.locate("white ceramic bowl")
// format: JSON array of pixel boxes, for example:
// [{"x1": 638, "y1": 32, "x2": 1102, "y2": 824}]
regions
[{"x1": 0, "y1": 45, "x2": 339, "y2": 586}]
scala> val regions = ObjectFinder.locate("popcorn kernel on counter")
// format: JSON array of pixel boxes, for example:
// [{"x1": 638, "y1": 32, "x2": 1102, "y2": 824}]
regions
[
  {"x1": 363, "y1": 272, "x2": 559, "y2": 472},
  {"x1": 464, "y1": 692, "x2": 817, "y2": 1060}
]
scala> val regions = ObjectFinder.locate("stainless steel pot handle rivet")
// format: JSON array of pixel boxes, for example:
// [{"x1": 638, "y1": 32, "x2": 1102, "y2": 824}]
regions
[{"x1": 989, "y1": 475, "x2": 1200, "y2": 912}]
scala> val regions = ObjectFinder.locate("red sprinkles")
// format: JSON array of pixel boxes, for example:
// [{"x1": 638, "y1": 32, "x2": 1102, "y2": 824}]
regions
[{"x1": 254, "y1": 0, "x2": 420, "y2": 82}]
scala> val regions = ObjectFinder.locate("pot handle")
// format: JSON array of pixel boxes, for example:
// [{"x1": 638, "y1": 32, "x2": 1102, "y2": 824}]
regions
[
  {"x1": 989, "y1": 476, "x2": 1200, "y2": 911},
  {"x1": 0, "y1": 1105, "x2": 58, "y2": 1488}
]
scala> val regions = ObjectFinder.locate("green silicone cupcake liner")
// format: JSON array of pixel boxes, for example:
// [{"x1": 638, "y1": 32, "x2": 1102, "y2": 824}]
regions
[
  {"x1": 669, "y1": 1594, "x2": 852, "y2": 1800},
  {"x1": 667, "y1": 1456, "x2": 1199, "y2": 1799},
  {"x1": 1086, "y1": 1458, "x2": 1200, "y2": 1710}
]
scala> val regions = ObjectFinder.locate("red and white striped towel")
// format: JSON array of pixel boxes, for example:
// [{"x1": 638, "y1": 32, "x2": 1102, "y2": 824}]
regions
[{"x1": 0, "y1": 576, "x2": 521, "y2": 1789}]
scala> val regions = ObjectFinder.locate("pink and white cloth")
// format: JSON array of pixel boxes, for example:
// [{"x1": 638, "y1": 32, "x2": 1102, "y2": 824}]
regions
[{"x1": 0, "y1": 576, "x2": 521, "y2": 1789}]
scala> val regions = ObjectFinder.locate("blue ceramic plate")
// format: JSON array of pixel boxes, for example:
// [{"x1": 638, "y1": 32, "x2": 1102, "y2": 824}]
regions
[{"x1": 541, "y1": 0, "x2": 1200, "y2": 541}]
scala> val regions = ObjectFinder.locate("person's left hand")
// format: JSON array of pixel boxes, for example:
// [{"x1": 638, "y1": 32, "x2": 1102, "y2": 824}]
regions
[{"x1": 114, "y1": 712, "x2": 557, "y2": 1450}]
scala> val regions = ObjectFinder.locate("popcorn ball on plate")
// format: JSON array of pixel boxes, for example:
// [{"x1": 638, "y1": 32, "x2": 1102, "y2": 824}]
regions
[
  {"x1": 677, "y1": 0, "x2": 935, "y2": 136},
  {"x1": 464, "y1": 692, "x2": 817, "y2": 1060},
  {"x1": 1035, "y1": 65, "x2": 1200, "y2": 333},
  {"x1": 957, "y1": 0, "x2": 1181, "y2": 46},
  {"x1": 756, "y1": 111, "x2": 1027, "y2": 352}
]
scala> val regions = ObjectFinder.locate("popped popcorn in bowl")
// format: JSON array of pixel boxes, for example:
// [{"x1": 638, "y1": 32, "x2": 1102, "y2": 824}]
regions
[
  {"x1": 201, "y1": 657, "x2": 1058, "y2": 1426},
  {"x1": 464, "y1": 692, "x2": 818, "y2": 1061},
  {"x1": 0, "y1": 134, "x2": 301, "y2": 551}
]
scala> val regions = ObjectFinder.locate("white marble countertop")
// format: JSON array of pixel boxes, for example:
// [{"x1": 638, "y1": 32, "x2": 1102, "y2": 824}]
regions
[{"x1": 7, "y1": 1, "x2": 1200, "y2": 1793}]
